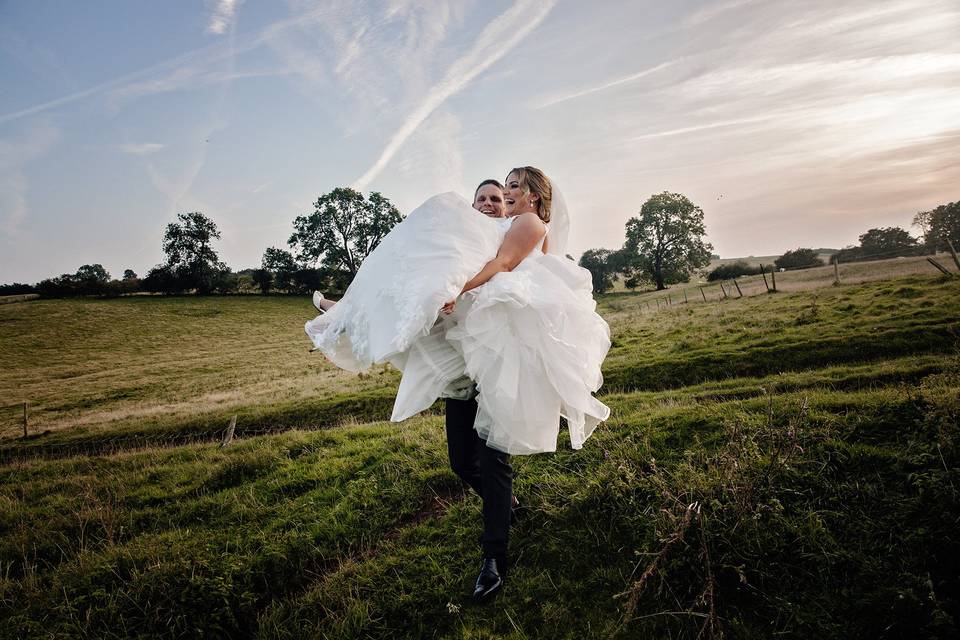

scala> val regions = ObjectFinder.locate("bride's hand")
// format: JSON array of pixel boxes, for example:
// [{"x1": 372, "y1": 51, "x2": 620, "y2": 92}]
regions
[{"x1": 441, "y1": 300, "x2": 456, "y2": 315}]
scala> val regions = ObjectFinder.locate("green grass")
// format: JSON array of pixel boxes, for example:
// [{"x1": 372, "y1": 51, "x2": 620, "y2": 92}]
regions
[
  {"x1": 1, "y1": 276, "x2": 959, "y2": 638},
  {"x1": 0, "y1": 295, "x2": 399, "y2": 441}
]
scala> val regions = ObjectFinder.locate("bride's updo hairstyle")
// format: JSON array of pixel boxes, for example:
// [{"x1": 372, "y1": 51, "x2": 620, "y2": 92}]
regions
[{"x1": 509, "y1": 166, "x2": 552, "y2": 223}]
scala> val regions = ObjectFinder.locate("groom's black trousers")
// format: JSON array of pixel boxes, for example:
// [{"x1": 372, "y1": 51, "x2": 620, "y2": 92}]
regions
[{"x1": 445, "y1": 397, "x2": 512, "y2": 559}]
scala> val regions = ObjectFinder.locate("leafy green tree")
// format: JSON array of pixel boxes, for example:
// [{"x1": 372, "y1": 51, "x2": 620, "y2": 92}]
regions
[
  {"x1": 73, "y1": 264, "x2": 111, "y2": 295},
  {"x1": 142, "y1": 265, "x2": 182, "y2": 294},
  {"x1": 36, "y1": 275, "x2": 76, "y2": 297},
  {"x1": 620, "y1": 192, "x2": 712, "y2": 290},
  {"x1": 123, "y1": 269, "x2": 138, "y2": 280},
  {"x1": 775, "y1": 248, "x2": 823, "y2": 270},
  {"x1": 578, "y1": 249, "x2": 620, "y2": 294},
  {"x1": 0, "y1": 283, "x2": 35, "y2": 295},
  {"x1": 261, "y1": 246, "x2": 298, "y2": 291},
  {"x1": 288, "y1": 188, "x2": 402, "y2": 277},
  {"x1": 920, "y1": 201, "x2": 960, "y2": 251},
  {"x1": 252, "y1": 268, "x2": 272, "y2": 295},
  {"x1": 912, "y1": 209, "x2": 933, "y2": 240},
  {"x1": 707, "y1": 261, "x2": 761, "y2": 281},
  {"x1": 858, "y1": 227, "x2": 919, "y2": 257},
  {"x1": 211, "y1": 268, "x2": 239, "y2": 294},
  {"x1": 75, "y1": 263, "x2": 110, "y2": 284},
  {"x1": 162, "y1": 212, "x2": 227, "y2": 294}
]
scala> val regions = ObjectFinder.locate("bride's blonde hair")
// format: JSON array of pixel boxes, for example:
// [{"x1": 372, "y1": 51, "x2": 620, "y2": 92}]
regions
[{"x1": 508, "y1": 166, "x2": 552, "y2": 223}]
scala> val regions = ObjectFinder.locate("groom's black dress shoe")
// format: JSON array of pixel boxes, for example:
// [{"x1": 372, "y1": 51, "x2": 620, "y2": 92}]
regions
[{"x1": 471, "y1": 557, "x2": 505, "y2": 603}]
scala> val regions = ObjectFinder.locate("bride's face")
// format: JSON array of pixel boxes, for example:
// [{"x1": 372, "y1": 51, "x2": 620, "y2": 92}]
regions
[
  {"x1": 473, "y1": 184, "x2": 505, "y2": 218},
  {"x1": 503, "y1": 172, "x2": 539, "y2": 217}
]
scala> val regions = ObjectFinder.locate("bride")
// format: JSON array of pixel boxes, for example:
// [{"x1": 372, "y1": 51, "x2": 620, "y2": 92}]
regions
[{"x1": 305, "y1": 166, "x2": 610, "y2": 455}]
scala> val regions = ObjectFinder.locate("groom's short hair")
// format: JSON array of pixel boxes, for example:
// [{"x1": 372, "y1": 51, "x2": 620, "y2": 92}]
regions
[{"x1": 474, "y1": 179, "x2": 503, "y2": 200}]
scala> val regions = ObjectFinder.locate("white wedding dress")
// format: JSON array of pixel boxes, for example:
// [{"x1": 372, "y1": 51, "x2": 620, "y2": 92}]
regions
[{"x1": 305, "y1": 190, "x2": 610, "y2": 455}]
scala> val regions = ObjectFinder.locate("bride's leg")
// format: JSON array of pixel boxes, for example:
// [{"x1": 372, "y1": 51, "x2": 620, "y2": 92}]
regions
[{"x1": 313, "y1": 291, "x2": 337, "y2": 312}]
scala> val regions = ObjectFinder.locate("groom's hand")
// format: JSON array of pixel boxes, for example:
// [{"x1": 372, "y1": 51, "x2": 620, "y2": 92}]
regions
[{"x1": 442, "y1": 300, "x2": 456, "y2": 315}]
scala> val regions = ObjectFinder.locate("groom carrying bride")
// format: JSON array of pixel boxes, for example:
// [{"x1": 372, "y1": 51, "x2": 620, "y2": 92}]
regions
[
  {"x1": 311, "y1": 179, "x2": 518, "y2": 602},
  {"x1": 307, "y1": 168, "x2": 610, "y2": 605}
]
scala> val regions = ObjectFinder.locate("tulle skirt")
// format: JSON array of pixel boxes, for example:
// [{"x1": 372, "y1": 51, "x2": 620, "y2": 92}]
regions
[{"x1": 446, "y1": 253, "x2": 611, "y2": 454}]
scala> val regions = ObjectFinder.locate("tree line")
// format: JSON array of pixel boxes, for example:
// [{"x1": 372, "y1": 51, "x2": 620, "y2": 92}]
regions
[
  {"x1": 577, "y1": 197, "x2": 960, "y2": 293},
  {"x1": 2, "y1": 188, "x2": 401, "y2": 298},
  {"x1": 3, "y1": 193, "x2": 956, "y2": 299}
]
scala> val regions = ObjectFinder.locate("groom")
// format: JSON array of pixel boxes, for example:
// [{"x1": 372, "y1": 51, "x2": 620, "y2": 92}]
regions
[{"x1": 442, "y1": 178, "x2": 515, "y2": 603}]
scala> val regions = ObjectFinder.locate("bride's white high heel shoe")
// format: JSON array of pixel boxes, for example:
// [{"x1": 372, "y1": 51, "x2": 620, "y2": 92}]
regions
[{"x1": 312, "y1": 291, "x2": 326, "y2": 313}]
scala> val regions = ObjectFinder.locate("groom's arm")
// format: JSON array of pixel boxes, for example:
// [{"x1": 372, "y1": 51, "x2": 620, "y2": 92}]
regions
[{"x1": 442, "y1": 213, "x2": 545, "y2": 315}]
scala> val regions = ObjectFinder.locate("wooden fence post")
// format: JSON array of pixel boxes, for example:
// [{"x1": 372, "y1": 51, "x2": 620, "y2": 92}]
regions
[
  {"x1": 220, "y1": 415, "x2": 238, "y2": 449},
  {"x1": 22, "y1": 402, "x2": 28, "y2": 438},
  {"x1": 770, "y1": 268, "x2": 778, "y2": 292},
  {"x1": 732, "y1": 279, "x2": 743, "y2": 297},
  {"x1": 683, "y1": 289, "x2": 689, "y2": 303},
  {"x1": 833, "y1": 258, "x2": 840, "y2": 285},
  {"x1": 720, "y1": 282, "x2": 728, "y2": 298},
  {"x1": 927, "y1": 257, "x2": 954, "y2": 277},
  {"x1": 947, "y1": 240, "x2": 960, "y2": 271},
  {"x1": 700, "y1": 286, "x2": 707, "y2": 302},
  {"x1": 760, "y1": 264, "x2": 770, "y2": 292}
]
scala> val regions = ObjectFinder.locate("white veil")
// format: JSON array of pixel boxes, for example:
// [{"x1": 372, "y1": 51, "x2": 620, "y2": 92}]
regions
[{"x1": 546, "y1": 184, "x2": 571, "y2": 258}]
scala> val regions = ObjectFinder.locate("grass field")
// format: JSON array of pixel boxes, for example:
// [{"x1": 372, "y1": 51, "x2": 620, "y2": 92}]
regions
[{"x1": 1, "y1": 273, "x2": 959, "y2": 638}]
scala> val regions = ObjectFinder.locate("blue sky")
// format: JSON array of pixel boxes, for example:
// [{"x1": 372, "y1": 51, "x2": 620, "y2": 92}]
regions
[{"x1": 1, "y1": 0, "x2": 958, "y2": 283}]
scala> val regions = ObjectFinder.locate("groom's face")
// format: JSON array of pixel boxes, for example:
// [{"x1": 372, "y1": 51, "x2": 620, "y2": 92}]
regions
[{"x1": 473, "y1": 184, "x2": 505, "y2": 218}]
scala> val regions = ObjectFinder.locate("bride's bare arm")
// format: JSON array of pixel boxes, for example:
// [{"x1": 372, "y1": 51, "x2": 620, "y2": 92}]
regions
[{"x1": 442, "y1": 213, "x2": 544, "y2": 313}]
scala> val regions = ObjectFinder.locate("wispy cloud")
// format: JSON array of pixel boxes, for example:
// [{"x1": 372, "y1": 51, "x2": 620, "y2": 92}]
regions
[
  {"x1": 207, "y1": 0, "x2": 241, "y2": 35},
  {"x1": 684, "y1": 0, "x2": 756, "y2": 27},
  {"x1": 534, "y1": 59, "x2": 679, "y2": 109},
  {"x1": 351, "y1": 0, "x2": 558, "y2": 191},
  {"x1": 0, "y1": 122, "x2": 59, "y2": 235},
  {"x1": 0, "y1": 4, "x2": 324, "y2": 124},
  {"x1": 117, "y1": 142, "x2": 165, "y2": 155},
  {"x1": 630, "y1": 114, "x2": 779, "y2": 141}
]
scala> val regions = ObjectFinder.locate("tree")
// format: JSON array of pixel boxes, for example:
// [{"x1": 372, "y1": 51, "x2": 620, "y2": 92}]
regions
[
  {"x1": 578, "y1": 249, "x2": 620, "y2": 294},
  {"x1": 252, "y1": 268, "x2": 272, "y2": 295},
  {"x1": 123, "y1": 269, "x2": 138, "y2": 280},
  {"x1": 36, "y1": 275, "x2": 76, "y2": 297},
  {"x1": 774, "y1": 248, "x2": 823, "y2": 270},
  {"x1": 142, "y1": 264, "x2": 182, "y2": 294},
  {"x1": 707, "y1": 261, "x2": 761, "y2": 281},
  {"x1": 162, "y1": 212, "x2": 227, "y2": 294},
  {"x1": 620, "y1": 192, "x2": 712, "y2": 290},
  {"x1": 858, "y1": 227, "x2": 919, "y2": 257},
  {"x1": 288, "y1": 188, "x2": 402, "y2": 277},
  {"x1": 211, "y1": 268, "x2": 239, "y2": 294},
  {"x1": 921, "y1": 201, "x2": 960, "y2": 252},
  {"x1": 73, "y1": 264, "x2": 111, "y2": 295},
  {"x1": 0, "y1": 283, "x2": 35, "y2": 295},
  {"x1": 912, "y1": 209, "x2": 933, "y2": 240},
  {"x1": 261, "y1": 246, "x2": 298, "y2": 291}
]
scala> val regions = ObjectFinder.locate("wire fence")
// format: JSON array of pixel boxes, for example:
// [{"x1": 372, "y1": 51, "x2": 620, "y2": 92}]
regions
[{"x1": 629, "y1": 250, "x2": 958, "y2": 313}]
